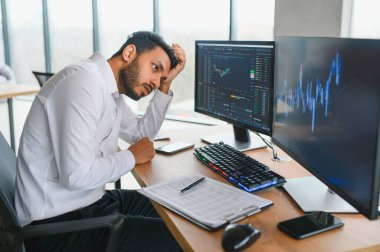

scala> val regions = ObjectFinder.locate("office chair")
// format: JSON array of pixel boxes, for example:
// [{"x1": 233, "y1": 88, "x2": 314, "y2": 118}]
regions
[
  {"x1": 0, "y1": 64, "x2": 16, "y2": 104},
  {"x1": 0, "y1": 64, "x2": 15, "y2": 84},
  {"x1": 0, "y1": 131, "x2": 124, "y2": 252},
  {"x1": 31, "y1": 71, "x2": 54, "y2": 87}
]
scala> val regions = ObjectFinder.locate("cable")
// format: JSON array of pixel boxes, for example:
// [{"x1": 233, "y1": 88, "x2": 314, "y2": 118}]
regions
[{"x1": 252, "y1": 131, "x2": 281, "y2": 161}]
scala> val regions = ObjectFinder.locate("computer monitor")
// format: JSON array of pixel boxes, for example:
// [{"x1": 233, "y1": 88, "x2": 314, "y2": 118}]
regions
[
  {"x1": 194, "y1": 40, "x2": 275, "y2": 151},
  {"x1": 272, "y1": 36, "x2": 380, "y2": 220}
]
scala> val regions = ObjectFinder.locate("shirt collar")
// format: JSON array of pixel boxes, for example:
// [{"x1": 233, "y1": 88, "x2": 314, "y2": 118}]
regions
[{"x1": 89, "y1": 52, "x2": 119, "y2": 97}]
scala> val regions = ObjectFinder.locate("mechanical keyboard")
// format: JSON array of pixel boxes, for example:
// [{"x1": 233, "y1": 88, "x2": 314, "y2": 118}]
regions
[{"x1": 194, "y1": 142, "x2": 286, "y2": 192}]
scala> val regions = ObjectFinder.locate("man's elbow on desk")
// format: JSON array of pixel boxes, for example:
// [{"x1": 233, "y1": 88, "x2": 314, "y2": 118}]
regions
[{"x1": 59, "y1": 153, "x2": 135, "y2": 191}]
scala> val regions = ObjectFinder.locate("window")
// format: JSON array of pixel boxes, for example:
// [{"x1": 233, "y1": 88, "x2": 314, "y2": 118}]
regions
[
  {"x1": 234, "y1": 0, "x2": 275, "y2": 41},
  {"x1": 49, "y1": 0, "x2": 93, "y2": 72},
  {"x1": 97, "y1": 0, "x2": 153, "y2": 58},
  {"x1": 7, "y1": 0, "x2": 44, "y2": 84},
  {"x1": 138, "y1": 0, "x2": 230, "y2": 118},
  {"x1": 1, "y1": 0, "x2": 276, "y2": 120}
]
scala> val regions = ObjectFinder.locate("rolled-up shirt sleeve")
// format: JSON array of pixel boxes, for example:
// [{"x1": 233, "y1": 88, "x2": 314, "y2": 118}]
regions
[{"x1": 119, "y1": 89, "x2": 173, "y2": 144}]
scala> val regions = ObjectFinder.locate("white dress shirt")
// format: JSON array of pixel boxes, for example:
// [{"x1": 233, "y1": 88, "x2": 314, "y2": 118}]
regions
[{"x1": 15, "y1": 53, "x2": 172, "y2": 226}]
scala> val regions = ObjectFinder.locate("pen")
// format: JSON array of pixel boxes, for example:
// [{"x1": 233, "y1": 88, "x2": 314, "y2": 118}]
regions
[{"x1": 180, "y1": 177, "x2": 206, "y2": 193}]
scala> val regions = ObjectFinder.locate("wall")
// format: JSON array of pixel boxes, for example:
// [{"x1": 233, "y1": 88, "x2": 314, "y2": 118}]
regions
[{"x1": 274, "y1": 0, "x2": 345, "y2": 37}]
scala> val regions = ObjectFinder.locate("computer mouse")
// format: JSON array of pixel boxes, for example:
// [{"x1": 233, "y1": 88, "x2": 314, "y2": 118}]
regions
[{"x1": 221, "y1": 223, "x2": 261, "y2": 251}]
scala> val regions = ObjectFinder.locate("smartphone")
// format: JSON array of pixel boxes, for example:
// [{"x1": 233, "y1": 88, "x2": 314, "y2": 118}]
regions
[
  {"x1": 155, "y1": 141, "x2": 195, "y2": 154},
  {"x1": 277, "y1": 211, "x2": 344, "y2": 239}
]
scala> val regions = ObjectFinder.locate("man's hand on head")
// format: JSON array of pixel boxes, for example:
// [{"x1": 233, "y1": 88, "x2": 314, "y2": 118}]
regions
[
  {"x1": 128, "y1": 137, "x2": 156, "y2": 164},
  {"x1": 159, "y1": 43, "x2": 186, "y2": 94}
]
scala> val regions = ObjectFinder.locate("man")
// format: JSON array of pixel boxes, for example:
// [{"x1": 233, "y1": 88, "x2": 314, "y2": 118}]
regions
[{"x1": 15, "y1": 31, "x2": 186, "y2": 251}]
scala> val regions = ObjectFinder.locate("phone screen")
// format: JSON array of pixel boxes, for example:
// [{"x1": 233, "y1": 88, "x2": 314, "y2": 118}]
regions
[
  {"x1": 277, "y1": 211, "x2": 344, "y2": 239},
  {"x1": 155, "y1": 141, "x2": 194, "y2": 154}
]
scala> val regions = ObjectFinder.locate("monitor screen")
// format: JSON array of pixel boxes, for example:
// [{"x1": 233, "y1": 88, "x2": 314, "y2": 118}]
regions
[
  {"x1": 195, "y1": 41, "x2": 275, "y2": 150},
  {"x1": 273, "y1": 36, "x2": 380, "y2": 220}
]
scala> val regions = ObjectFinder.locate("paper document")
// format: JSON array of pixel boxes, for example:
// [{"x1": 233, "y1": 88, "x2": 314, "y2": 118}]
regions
[{"x1": 138, "y1": 174, "x2": 273, "y2": 230}]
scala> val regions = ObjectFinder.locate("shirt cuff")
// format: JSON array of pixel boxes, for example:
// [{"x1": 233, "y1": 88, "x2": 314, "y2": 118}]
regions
[{"x1": 122, "y1": 149, "x2": 136, "y2": 172}]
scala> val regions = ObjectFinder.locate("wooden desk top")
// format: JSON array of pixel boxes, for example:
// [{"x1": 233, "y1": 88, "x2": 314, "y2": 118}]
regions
[
  {"x1": 0, "y1": 84, "x2": 40, "y2": 99},
  {"x1": 132, "y1": 125, "x2": 380, "y2": 252}
]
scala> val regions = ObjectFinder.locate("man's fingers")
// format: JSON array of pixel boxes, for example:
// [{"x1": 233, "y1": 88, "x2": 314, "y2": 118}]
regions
[{"x1": 172, "y1": 43, "x2": 186, "y2": 68}]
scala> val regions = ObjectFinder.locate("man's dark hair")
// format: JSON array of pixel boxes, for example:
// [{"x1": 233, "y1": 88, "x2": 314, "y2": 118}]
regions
[{"x1": 111, "y1": 31, "x2": 178, "y2": 69}]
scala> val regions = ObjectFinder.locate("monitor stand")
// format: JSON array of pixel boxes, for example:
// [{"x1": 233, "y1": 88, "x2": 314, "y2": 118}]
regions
[
  {"x1": 283, "y1": 176, "x2": 358, "y2": 213},
  {"x1": 200, "y1": 125, "x2": 266, "y2": 152}
]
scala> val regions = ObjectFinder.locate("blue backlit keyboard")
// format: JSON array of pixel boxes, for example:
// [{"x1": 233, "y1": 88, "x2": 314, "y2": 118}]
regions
[{"x1": 194, "y1": 142, "x2": 286, "y2": 192}]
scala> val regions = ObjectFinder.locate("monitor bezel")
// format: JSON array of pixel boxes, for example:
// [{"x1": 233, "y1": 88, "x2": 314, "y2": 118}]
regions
[
  {"x1": 272, "y1": 36, "x2": 380, "y2": 220},
  {"x1": 194, "y1": 40, "x2": 275, "y2": 137}
]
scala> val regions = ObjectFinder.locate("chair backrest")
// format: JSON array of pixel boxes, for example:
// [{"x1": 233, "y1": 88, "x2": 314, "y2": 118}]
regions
[
  {"x1": 0, "y1": 131, "x2": 20, "y2": 229},
  {"x1": 0, "y1": 64, "x2": 15, "y2": 83},
  {"x1": 32, "y1": 71, "x2": 54, "y2": 87},
  {"x1": 0, "y1": 64, "x2": 16, "y2": 104}
]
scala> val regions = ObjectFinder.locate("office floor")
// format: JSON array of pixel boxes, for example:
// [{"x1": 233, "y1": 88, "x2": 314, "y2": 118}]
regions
[{"x1": 0, "y1": 96, "x2": 204, "y2": 190}]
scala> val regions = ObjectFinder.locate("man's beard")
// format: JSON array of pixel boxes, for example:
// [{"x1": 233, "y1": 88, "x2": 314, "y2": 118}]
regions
[{"x1": 119, "y1": 59, "x2": 142, "y2": 101}]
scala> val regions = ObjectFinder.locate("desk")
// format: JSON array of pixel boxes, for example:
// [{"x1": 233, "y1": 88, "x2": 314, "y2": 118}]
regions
[
  {"x1": 131, "y1": 126, "x2": 380, "y2": 252},
  {"x1": 0, "y1": 84, "x2": 40, "y2": 150}
]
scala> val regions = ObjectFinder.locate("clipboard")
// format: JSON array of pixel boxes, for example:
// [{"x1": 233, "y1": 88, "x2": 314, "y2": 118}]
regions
[{"x1": 137, "y1": 174, "x2": 273, "y2": 230}]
